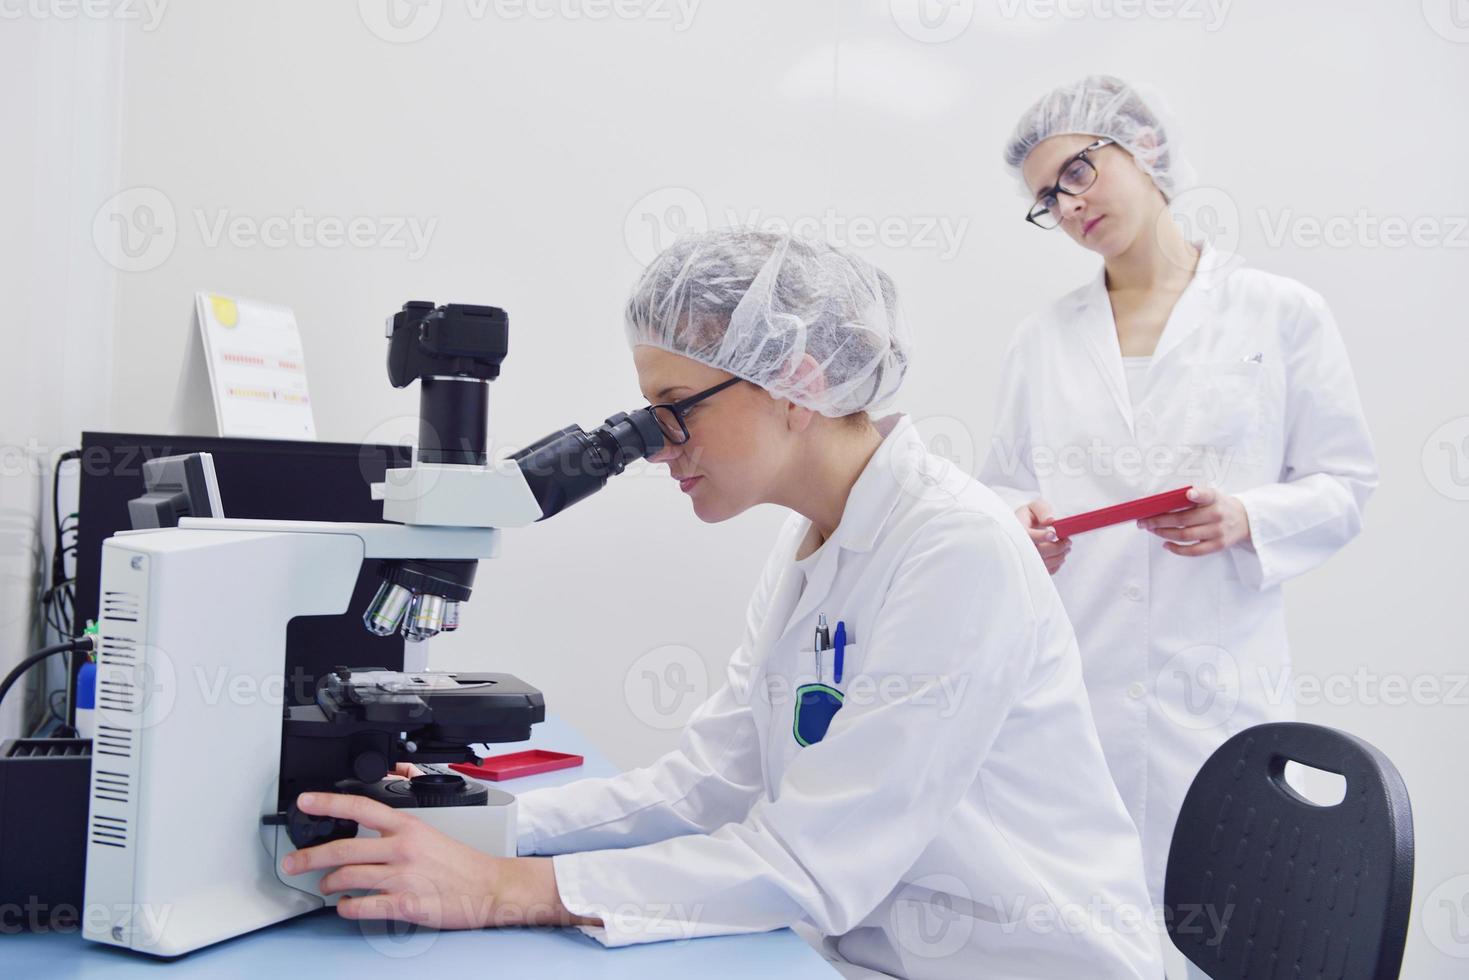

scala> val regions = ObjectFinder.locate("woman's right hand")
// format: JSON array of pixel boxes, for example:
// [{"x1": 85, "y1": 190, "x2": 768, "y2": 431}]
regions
[
  {"x1": 388, "y1": 763, "x2": 426, "y2": 780},
  {"x1": 1015, "y1": 499, "x2": 1070, "y2": 575}
]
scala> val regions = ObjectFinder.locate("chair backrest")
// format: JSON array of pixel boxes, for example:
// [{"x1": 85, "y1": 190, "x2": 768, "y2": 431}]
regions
[{"x1": 1164, "y1": 722, "x2": 1413, "y2": 980}]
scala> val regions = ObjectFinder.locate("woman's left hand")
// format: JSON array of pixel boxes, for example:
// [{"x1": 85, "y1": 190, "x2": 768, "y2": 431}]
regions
[
  {"x1": 282, "y1": 791, "x2": 599, "y2": 929},
  {"x1": 1137, "y1": 486, "x2": 1251, "y2": 556}
]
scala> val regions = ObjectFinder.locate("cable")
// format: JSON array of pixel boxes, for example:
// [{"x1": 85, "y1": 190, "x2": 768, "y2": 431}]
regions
[
  {"x1": 0, "y1": 638, "x2": 93, "y2": 712},
  {"x1": 50, "y1": 451, "x2": 82, "y2": 633}
]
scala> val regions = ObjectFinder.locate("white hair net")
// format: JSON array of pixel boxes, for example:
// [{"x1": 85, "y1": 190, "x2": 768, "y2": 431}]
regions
[
  {"x1": 624, "y1": 229, "x2": 911, "y2": 418},
  {"x1": 1003, "y1": 75, "x2": 1192, "y2": 201}
]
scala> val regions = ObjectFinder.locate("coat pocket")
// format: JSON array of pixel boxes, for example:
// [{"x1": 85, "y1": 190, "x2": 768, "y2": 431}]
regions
[{"x1": 1184, "y1": 360, "x2": 1265, "y2": 458}]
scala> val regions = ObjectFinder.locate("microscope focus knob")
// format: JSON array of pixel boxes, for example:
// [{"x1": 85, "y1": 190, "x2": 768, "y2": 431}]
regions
[
  {"x1": 407, "y1": 773, "x2": 476, "y2": 807},
  {"x1": 284, "y1": 801, "x2": 359, "y2": 850}
]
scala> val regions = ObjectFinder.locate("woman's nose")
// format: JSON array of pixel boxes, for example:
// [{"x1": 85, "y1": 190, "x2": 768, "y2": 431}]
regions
[{"x1": 650, "y1": 442, "x2": 680, "y2": 464}]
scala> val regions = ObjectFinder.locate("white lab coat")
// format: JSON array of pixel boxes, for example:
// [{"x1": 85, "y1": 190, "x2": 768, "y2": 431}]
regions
[
  {"x1": 516, "y1": 414, "x2": 1163, "y2": 979},
  {"x1": 977, "y1": 247, "x2": 1378, "y2": 906}
]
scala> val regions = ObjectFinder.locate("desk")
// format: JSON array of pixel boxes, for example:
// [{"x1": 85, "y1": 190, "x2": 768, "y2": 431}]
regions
[{"x1": 7, "y1": 715, "x2": 838, "y2": 978}]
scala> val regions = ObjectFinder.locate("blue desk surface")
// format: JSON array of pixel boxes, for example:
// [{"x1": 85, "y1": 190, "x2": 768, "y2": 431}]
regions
[{"x1": 8, "y1": 715, "x2": 837, "y2": 978}]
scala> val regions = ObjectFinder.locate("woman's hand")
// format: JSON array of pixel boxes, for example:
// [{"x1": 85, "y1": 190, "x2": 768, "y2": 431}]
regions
[
  {"x1": 1015, "y1": 499, "x2": 1070, "y2": 575},
  {"x1": 282, "y1": 791, "x2": 602, "y2": 930},
  {"x1": 1138, "y1": 486, "x2": 1252, "y2": 556}
]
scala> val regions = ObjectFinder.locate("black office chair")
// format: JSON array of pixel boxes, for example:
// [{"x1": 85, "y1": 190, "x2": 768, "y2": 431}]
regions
[{"x1": 1164, "y1": 722, "x2": 1413, "y2": 979}]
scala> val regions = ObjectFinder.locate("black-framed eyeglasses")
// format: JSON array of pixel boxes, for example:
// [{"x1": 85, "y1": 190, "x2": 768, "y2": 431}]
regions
[
  {"x1": 648, "y1": 376, "x2": 746, "y2": 445},
  {"x1": 1025, "y1": 137, "x2": 1115, "y2": 230}
]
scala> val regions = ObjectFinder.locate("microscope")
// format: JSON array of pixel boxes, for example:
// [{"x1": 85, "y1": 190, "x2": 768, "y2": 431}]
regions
[{"x1": 81, "y1": 302, "x2": 665, "y2": 956}]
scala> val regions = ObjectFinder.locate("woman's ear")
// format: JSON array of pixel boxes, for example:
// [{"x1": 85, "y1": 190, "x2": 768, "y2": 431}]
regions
[
  {"x1": 1130, "y1": 128, "x2": 1162, "y2": 175},
  {"x1": 782, "y1": 354, "x2": 825, "y2": 433}
]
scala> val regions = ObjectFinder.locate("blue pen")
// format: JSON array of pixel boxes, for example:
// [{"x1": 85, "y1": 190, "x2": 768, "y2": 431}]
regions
[{"x1": 833, "y1": 621, "x2": 846, "y2": 684}]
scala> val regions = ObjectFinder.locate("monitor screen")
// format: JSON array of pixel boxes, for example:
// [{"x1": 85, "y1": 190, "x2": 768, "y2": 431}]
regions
[{"x1": 74, "y1": 432, "x2": 414, "y2": 713}]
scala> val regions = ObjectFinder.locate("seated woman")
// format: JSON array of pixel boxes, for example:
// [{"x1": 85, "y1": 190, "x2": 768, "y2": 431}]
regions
[{"x1": 289, "y1": 229, "x2": 1163, "y2": 979}]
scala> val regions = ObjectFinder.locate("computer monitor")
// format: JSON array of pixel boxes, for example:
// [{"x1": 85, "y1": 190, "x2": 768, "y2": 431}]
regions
[{"x1": 73, "y1": 432, "x2": 414, "y2": 718}]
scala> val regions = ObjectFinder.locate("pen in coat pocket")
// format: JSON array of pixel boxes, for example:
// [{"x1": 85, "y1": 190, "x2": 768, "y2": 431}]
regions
[{"x1": 815, "y1": 613, "x2": 830, "y2": 681}]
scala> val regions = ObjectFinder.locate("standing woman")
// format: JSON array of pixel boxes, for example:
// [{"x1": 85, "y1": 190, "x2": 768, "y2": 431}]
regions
[{"x1": 979, "y1": 76, "x2": 1379, "y2": 923}]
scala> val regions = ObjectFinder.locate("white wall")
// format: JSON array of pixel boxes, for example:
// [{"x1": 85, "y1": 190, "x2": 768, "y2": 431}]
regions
[
  {"x1": 0, "y1": 14, "x2": 122, "y2": 739},
  {"x1": 88, "y1": 1, "x2": 1467, "y2": 973}
]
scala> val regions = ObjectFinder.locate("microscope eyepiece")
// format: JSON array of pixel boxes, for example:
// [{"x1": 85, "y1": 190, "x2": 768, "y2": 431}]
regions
[{"x1": 509, "y1": 406, "x2": 665, "y2": 521}]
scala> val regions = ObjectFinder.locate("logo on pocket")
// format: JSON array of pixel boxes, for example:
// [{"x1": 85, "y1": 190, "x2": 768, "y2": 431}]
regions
[{"x1": 792, "y1": 683, "x2": 844, "y2": 746}]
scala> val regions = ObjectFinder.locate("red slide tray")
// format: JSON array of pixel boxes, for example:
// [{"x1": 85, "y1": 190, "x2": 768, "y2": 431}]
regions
[
  {"x1": 450, "y1": 750, "x2": 584, "y2": 781},
  {"x1": 1050, "y1": 486, "x2": 1195, "y2": 539}
]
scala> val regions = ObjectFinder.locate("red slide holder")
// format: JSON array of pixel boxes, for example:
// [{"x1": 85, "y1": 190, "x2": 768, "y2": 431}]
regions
[
  {"x1": 449, "y1": 750, "x2": 584, "y2": 781},
  {"x1": 1050, "y1": 486, "x2": 1195, "y2": 539}
]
